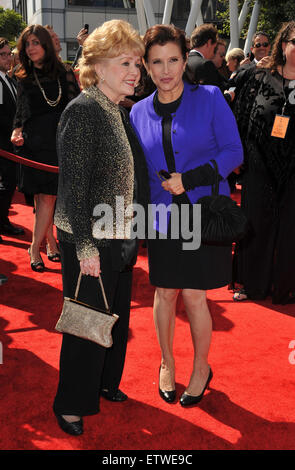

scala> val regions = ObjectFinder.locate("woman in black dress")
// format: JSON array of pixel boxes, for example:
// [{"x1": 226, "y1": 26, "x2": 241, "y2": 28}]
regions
[
  {"x1": 11, "y1": 25, "x2": 80, "y2": 272},
  {"x1": 130, "y1": 25, "x2": 243, "y2": 407},
  {"x1": 233, "y1": 21, "x2": 295, "y2": 304}
]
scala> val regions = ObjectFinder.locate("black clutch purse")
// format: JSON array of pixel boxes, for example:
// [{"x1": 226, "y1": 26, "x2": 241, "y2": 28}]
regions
[{"x1": 197, "y1": 160, "x2": 248, "y2": 245}]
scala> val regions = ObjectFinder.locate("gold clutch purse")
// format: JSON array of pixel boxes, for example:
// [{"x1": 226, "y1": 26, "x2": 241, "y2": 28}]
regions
[{"x1": 55, "y1": 272, "x2": 119, "y2": 348}]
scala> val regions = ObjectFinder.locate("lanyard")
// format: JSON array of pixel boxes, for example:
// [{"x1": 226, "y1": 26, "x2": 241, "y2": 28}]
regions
[
  {"x1": 271, "y1": 67, "x2": 292, "y2": 139},
  {"x1": 282, "y1": 74, "x2": 288, "y2": 116}
]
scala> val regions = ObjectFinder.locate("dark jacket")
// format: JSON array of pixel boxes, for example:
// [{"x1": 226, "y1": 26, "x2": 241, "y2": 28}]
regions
[
  {"x1": 230, "y1": 61, "x2": 257, "y2": 106},
  {"x1": 54, "y1": 86, "x2": 150, "y2": 260},
  {"x1": 0, "y1": 74, "x2": 16, "y2": 152},
  {"x1": 184, "y1": 50, "x2": 228, "y2": 92}
]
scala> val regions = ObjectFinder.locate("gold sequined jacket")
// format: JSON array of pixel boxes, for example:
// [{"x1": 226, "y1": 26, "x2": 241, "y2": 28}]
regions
[{"x1": 54, "y1": 85, "x2": 149, "y2": 261}]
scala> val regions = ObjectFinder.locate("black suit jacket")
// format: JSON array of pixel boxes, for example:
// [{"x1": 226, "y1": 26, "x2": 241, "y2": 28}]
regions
[
  {"x1": 0, "y1": 74, "x2": 17, "y2": 152},
  {"x1": 0, "y1": 75, "x2": 18, "y2": 220},
  {"x1": 230, "y1": 62, "x2": 257, "y2": 92},
  {"x1": 184, "y1": 50, "x2": 229, "y2": 91}
]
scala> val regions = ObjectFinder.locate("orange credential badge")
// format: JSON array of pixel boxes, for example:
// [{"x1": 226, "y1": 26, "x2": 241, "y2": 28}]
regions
[{"x1": 271, "y1": 114, "x2": 290, "y2": 139}]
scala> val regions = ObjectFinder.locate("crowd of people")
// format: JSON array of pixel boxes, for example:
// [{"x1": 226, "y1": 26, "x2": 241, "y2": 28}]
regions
[{"x1": 1, "y1": 17, "x2": 295, "y2": 436}]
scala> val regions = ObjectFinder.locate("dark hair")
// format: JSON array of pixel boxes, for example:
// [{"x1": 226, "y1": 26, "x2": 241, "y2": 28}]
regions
[
  {"x1": 143, "y1": 24, "x2": 188, "y2": 63},
  {"x1": 251, "y1": 31, "x2": 270, "y2": 46},
  {"x1": 0, "y1": 37, "x2": 9, "y2": 50},
  {"x1": 15, "y1": 24, "x2": 64, "y2": 79},
  {"x1": 267, "y1": 21, "x2": 295, "y2": 72},
  {"x1": 191, "y1": 24, "x2": 218, "y2": 48}
]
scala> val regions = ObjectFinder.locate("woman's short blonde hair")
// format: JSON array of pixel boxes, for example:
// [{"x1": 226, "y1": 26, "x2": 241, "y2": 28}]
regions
[
  {"x1": 225, "y1": 47, "x2": 245, "y2": 64},
  {"x1": 79, "y1": 19, "x2": 145, "y2": 89}
]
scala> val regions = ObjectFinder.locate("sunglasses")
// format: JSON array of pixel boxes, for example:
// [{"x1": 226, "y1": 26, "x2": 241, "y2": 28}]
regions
[
  {"x1": 253, "y1": 42, "x2": 269, "y2": 48},
  {"x1": 286, "y1": 38, "x2": 295, "y2": 45}
]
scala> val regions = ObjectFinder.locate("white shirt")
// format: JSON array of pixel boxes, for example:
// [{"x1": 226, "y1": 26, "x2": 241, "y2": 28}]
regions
[
  {"x1": 190, "y1": 49, "x2": 205, "y2": 58},
  {"x1": 0, "y1": 70, "x2": 17, "y2": 101}
]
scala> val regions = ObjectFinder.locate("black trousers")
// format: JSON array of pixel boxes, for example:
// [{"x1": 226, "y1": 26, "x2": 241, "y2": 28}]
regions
[
  {"x1": 53, "y1": 240, "x2": 133, "y2": 416},
  {"x1": 0, "y1": 158, "x2": 17, "y2": 226}
]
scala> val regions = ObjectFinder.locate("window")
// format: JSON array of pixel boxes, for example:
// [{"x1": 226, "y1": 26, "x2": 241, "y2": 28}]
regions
[{"x1": 67, "y1": 1, "x2": 135, "y2": 7}]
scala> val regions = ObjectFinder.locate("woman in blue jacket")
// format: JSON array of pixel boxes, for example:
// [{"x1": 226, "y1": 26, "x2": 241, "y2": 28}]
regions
[{"x1": 130, "y1": 25, "x2": 243, "y2": 407}]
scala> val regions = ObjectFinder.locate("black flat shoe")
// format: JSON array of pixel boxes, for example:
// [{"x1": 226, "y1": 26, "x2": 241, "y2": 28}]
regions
[
  {"x1": 180, "y1": 368, "x2": 213, "y2": 407},
  {"x1": 101, "y1": 389, "x2": 128, "y2": 402},
  {"x1": 28, "y1": 247, "x2": 45, "y2": 272},
  {"x1": 159, "y1": 365, "x2": 176, "y2": 404},
  {"x1": 54, "y1": 413, "x2": 83, "y2": 436}
]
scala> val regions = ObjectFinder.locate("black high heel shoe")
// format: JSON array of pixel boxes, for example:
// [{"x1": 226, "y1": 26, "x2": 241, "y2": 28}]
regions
[
  {"x1": 54, "y1": 412, "x2": 83, "y2": 436},
  {"x1": 28, "y1": 247, "x2": 45, "y2": 272},
  {"x1": 180, "y1": 368, "x2": 213, "y2": 407},
  {"x1": 46, "y1": 244, "x2": 61, "y2": 262},
  {"x1": 159, "y1": 365, "x2": 176, "y2": 404}
]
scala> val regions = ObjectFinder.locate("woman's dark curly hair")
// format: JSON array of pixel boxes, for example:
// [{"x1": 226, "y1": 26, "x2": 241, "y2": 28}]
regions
[{"x1": 268, "y1": 21, "x2": 295, "y2": 72}]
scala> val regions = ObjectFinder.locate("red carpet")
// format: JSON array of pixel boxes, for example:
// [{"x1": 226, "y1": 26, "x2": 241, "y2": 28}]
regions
[{"x1": 0, "y1": 191, "x2": 295, "y2": 451}]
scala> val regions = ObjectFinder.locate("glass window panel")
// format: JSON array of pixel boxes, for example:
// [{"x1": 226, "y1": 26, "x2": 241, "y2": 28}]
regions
[{"x1": 67, "y1": 1, "x2": 135, "y2": 7}]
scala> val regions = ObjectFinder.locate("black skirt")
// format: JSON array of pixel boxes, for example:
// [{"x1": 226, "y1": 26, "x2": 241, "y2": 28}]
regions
[
  {"x1": 147, "y1": 237, "x2": 232, "y2": 290},
  {"x1": 17, "y1": 112, "x2": 60, "y2": 195}
]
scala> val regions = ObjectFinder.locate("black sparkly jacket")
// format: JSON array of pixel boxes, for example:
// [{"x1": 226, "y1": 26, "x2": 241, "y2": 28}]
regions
[{"x1": 54, "y1": 86, "x2": 150, "y2": 261}]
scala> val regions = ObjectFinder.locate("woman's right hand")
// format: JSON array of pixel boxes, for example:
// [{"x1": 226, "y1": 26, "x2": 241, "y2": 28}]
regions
[
  {"x1": 11, "y1": 128, "x2": 24, "y2": 146},
  {"x1": 80, "y1": 255, "x2": 101, "y2": 277}
]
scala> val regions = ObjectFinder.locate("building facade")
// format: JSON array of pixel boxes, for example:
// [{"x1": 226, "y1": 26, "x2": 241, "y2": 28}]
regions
[{"x1": 12, "y1": 0, "x2": 217, "y2": 62}]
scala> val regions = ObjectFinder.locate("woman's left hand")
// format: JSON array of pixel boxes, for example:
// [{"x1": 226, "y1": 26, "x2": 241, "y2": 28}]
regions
[
  {"x1": 80, "y1": 255, "x2": 101, "y2": 277},
  {"x1": 162, "y1": 172, "x2": 185, "y2": 195}
]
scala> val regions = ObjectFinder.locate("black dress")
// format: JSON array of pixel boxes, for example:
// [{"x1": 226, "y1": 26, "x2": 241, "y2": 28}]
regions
[
  {"x1": 232, "y1": 69, "x2": 295, "y2": 304},
  {"x1": 147, "y1": 92, "x2": 232, "y2": 290},
  {"x1": 14, "y1": 67, "x2": 80, "y2": 195}
]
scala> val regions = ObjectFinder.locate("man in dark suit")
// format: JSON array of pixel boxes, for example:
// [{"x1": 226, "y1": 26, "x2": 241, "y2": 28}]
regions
[
  {"x1": 228, "y1": 31, "x2": 271, "y2": 100},
  {"x1": 185, "y1": 23, "x2": 228, "y2": 91},
  {"x1": 239, "y1": 31, "x2": 271, "y2": 69},
  {"x1": 0, "y1": 37, "x2": 24, "y2": 239}
]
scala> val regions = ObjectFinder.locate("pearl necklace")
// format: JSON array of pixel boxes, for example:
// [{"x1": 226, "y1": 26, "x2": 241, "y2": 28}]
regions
[{"x1": 33, "y1": 68, "x2": 62, "y2": 107}]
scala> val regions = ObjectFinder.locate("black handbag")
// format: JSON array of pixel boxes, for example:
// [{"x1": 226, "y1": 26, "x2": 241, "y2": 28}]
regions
[{"x1": 197, "y1": 160, "x2": 248, "y2": 245}]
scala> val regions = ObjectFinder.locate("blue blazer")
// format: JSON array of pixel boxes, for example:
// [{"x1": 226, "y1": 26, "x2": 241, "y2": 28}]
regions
[{"x1": 130, "y1": 81, "x2": 243, "y2": 229}]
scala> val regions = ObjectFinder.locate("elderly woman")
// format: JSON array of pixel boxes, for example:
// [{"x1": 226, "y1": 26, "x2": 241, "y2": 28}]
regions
[
  {"x1": 130, "y1": 25, "x2": 243, "y2": 407},
  {"x1": 53, "y1": 20, "x2": 149, "y2": 435},
  {"x1": 226, "y1": 47, "x2": 245, "y2": 77},
  {"x1": 232, "y1": 21, "x2": 295, "y2": 304}
]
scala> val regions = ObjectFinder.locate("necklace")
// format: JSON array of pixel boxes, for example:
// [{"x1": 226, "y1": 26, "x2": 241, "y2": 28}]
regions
[{"x1": 33, "y1": 68, "x2": 62, "y2": 107}]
